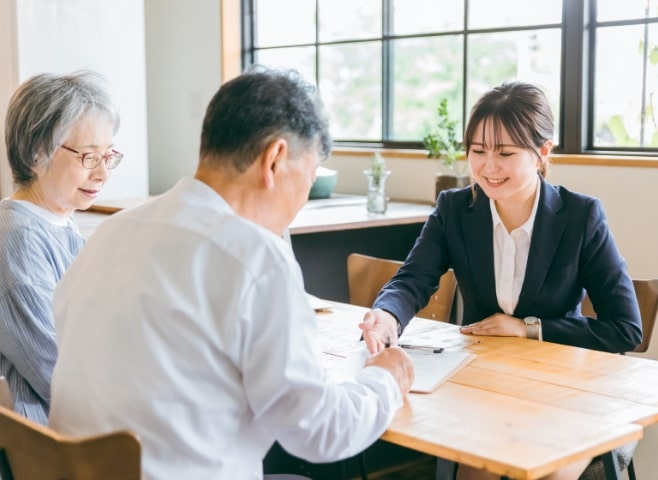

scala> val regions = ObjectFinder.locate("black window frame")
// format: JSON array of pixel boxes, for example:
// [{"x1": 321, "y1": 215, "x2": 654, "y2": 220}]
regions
[{"x1": 242, "y1": 0, "x2": 658, "y2": 156}]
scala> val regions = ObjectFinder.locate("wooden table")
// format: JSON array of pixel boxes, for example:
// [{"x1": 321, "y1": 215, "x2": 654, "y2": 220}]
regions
[
  {"x1": 316, "y1": 302, "x2": 658, "y2": 480},
  {"x1": 289, "y1": 195, "x2": 433, "y2": 234}
]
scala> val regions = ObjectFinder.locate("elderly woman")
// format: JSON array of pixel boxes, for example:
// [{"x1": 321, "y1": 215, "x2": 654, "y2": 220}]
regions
[{"x1": 0, "y1": 71, "x2": 122, "y2": 424}]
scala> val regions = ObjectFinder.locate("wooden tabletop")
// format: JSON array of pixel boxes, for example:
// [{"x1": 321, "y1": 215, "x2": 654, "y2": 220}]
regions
[
  {"x1": 317, "y1": 302, "x2": 658, "y2": 480},
  {"x1": 289, "y1": 196, "x2": 433, "y2": 234}
]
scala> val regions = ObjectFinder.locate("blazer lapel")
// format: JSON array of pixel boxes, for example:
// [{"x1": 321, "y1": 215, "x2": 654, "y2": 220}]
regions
[
  {"x1": 460, "y1": 185, "x2": 498, "y2": 307},
  {"x1": 515, "y1": 179, "x2": 567, "y2": 313}
]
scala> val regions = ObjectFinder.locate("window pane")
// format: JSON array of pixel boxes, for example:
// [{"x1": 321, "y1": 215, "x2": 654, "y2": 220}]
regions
[
  {"x1": 467, "y1": 29, "x2": 562, "y2": 143},
  {"x1": 594, "y1": 24, "x2": 658, "y2": 148},
  {"x1": 254, "y1": 0, "x2": 315, "y2": 47},
  {"x1": 468, "y1": 0, "x2": 562, "y2": 28},
  {"x1": 393, "y1": 0, "x2": 464, "y2": 34},
  {"x1": 255, "y1": 47, "x2": 317, "y2": 84},
  {"x1": 319, "y1": 42, "x2": 382, "y2": 141},
  {"x1": 597, "y1": 0, "x2": 658, "y2": 22},
  {"x1": 392, "y1": 36, "x2": 464, "y2": 141},
  {"x1": 318, "y1": 0, "x2": 381, "y2": 42}
]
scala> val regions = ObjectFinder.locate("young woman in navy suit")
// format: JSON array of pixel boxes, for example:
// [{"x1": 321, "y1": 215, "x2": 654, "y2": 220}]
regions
[{"x1": 359, "y1": 81, "x2": 642, "y2": 480}]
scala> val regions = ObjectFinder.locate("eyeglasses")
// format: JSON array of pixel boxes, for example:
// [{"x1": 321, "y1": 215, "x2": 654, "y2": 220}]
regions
[{"x1": 60, "y1": 145, "x2": 124, "y2": 169}]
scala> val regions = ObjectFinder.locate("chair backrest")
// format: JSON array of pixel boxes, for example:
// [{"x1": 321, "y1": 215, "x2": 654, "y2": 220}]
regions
[
  {"x1": 580, "y1": 278, "x2": 658, "y2": 353},
  {"x1": 346, "y1": 253, "x2": 457, "y2": 322},
  {"x1": 0, "y1": 405, "x2": 141, "y2": 480},
  {"x1": 0, "y1": 377, "x2": 13, "y2": 410}
]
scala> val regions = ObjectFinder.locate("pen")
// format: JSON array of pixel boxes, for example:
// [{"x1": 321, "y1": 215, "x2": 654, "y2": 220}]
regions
[{"x1": 399, "y1": 344, "x2": 444, "y2": 353}]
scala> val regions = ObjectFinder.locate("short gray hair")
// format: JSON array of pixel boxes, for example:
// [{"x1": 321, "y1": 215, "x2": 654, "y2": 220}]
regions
[
  {"x1": 5, "y1": 70, "x2": 120, "y2": 187},
  {"x1": 200, "y1": 65, "x2": 331, "y2": 172}
]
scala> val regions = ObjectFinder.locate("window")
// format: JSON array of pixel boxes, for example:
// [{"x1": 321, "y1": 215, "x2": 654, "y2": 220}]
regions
[
  {"x1": 242, "y1": 0, "x2": 658, "y2": 154},
  {"x1": 590, "y1": 0, "x2": 658, "y2": 149}
]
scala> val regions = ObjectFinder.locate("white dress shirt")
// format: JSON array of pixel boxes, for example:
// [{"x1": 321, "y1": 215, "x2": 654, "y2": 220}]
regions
[
  {"x1": 49, "y1": 178, "x2": 402, "y2": 480},
  {"x1": 490, "y1": 178, "x2": 541, "y2": 315}
]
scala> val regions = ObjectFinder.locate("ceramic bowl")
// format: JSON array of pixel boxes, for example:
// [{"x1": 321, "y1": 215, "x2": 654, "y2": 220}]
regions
[{"x1": 309, "y1": 167, "x2": 338, "y2": 199}]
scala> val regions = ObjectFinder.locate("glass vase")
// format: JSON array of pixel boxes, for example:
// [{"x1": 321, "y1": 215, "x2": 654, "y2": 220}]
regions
[{"x1": 364, "y1": 169, "x2": 391, "y2": 214}]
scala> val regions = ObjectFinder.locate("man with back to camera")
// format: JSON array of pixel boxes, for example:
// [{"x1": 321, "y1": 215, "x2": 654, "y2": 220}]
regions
[{"x1": 48, "y1": 65, "x2": 414, "y2": 479}]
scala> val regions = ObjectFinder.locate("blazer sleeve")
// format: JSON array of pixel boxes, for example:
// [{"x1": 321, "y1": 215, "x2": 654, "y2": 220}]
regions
[
  {"x1": 540, "y1": 198, "x2": 642, "y2": 353},
  {"x1": 373, "y1": 193, "x2": 453, "y2": 330}
]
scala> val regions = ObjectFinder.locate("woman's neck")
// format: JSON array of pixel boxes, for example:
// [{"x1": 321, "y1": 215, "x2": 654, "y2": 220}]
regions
[{"x1": 495, "y1": 178, "x2": 539, "y2": 232}]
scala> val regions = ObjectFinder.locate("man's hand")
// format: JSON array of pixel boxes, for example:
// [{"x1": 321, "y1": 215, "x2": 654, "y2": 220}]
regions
[
  {"x1": 365, "y1": 347, "x2": 415, "y2": 396},
  {"x1": 359, "y1": 309, "x2": 399, "y2": 354}
]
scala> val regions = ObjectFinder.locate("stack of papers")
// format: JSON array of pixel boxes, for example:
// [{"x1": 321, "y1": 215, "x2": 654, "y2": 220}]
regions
[
  {"x1": 397, "y1": 318, "x2": 477, "y2": 392},
  {"x1": 315, "y1": 305, "x2": 478, "y2": 393},
  {"x1": 334, "y1": 346, "x2": 474, "y2": 393},
  {"x1": 404, "y1": 349, "x2": 475, "y2": 393},
  {"x1": 399, "y1": 317, "x2": 481, "y2": 352},
  {"x1": 332, "y1": 318, "x2": 477, "y2": 393}
]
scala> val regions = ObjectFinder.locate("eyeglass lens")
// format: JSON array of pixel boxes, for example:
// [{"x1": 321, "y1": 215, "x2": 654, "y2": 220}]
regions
[{"x1": 82, "y1": 152, "x2": 123, "y2": 169}]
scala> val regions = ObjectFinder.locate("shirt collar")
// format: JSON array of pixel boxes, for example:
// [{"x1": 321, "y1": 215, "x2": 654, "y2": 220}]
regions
[
  {"x1": 11, "y1": 199, "x2": 74, "y2": 227},
  {"x1": 489, "y1": 175, "x2": 541, "y2": 235}
]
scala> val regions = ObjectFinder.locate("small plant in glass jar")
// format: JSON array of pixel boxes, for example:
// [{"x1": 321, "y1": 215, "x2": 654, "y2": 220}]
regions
[{"x1": 364, "y1": 152, "x2": 390, "y2": 214}]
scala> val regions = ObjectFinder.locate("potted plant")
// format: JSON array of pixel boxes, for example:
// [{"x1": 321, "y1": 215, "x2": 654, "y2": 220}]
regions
[
  {"x1": 363, "y1": 152, "x2": 390, "y2": 214},
  {"x1": 422, "y1": 98, "x2": 470, "y2": 198}
]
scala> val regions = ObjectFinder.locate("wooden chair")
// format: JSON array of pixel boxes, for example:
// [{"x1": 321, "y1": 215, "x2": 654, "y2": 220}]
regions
[
  {"x1": 580, "y1": 278, "x2": 658, "y2": 353},
  {"x1": 0, "y1": 377, "x2": 12, "y2": 410},
  {"x1": 579, "y1": 278, "x2": 658, "y2": 480},
  {"x1": 0, "y1": 404, "x2": 141, "y2": 480},
  {"x1": 346, "y1": 253, "x2": 457, "y2": 322}
]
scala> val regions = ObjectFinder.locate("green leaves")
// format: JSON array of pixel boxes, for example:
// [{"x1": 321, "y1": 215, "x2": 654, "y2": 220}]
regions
[
  {"x1": 422, "y1": 98, "x2": 464, "y2": 170},
  {"x1": 369, "y1": 152, "x2": 387, "y2": 179}
]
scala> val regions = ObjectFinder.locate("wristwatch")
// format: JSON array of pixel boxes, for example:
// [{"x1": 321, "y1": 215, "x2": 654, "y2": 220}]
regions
[{"x1": 523, "y1": 316, "x2": 543, "y2": 341}]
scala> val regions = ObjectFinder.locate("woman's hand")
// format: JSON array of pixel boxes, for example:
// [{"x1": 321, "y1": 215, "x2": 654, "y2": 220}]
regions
[
  {"x1": 460, "y1": 313, "x2": 526, "y2": 337},
  {"x1": 358, "y1": 309, "x2": 399, "y2": 354}
]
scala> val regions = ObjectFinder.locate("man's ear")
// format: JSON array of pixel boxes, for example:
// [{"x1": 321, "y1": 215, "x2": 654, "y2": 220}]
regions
[{"x1": 261, "y1": 138, "x2": 288, "y2": 189}]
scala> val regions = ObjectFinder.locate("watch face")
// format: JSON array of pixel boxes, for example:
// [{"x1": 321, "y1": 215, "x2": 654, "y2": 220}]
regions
[
  {"x1": 524, "y1": 316, "x2": 540, "y2": 325},
  {"x1": 523, "y1": 316, "x2": 542, "y2": 341}
]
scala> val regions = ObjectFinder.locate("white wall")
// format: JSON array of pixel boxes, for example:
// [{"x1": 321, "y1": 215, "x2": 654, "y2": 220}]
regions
[
  {"x1": 0, "y1": 0, "x2": 149, "y2": 199},
  {"x1": 0, "y1": 0, "x2": 19, "y2": 196},
  {"x1": 144, "y1": 0, "x2": 221, "y2": 194}
]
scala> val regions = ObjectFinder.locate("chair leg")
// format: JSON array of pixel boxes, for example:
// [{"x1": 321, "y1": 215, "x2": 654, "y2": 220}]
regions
[
  {"x1": 435, "y1": 457, "x2": 456, "y2": 480},
  {"x1": 627, "y1": 458, "x2": 637, "y2": 480},
  {"x1": 337, "y1": 459, "x2": 346, "y2": 480},
  {"x1": 337, "y1": 454, "x2": 367, "y2": 480},
  {"x1": 602, "y1": 451, "x2": 622, "y2": 480},
  {"x1": 0, "y1": 449, "x2": 14, "y2": 480},
  {"x1": 359, "y1": 452, "x2": 368, "y2": 480}
]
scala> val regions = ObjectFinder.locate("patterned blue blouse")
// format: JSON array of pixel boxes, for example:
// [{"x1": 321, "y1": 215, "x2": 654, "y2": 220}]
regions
[{"x1": 0, "y1": 200, "x2": 84, "y2": 424}]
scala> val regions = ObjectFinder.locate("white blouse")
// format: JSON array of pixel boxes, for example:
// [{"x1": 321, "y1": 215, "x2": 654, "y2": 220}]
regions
[{"x1": 490, "y1": 178, "x2": 541, "y2": 315}]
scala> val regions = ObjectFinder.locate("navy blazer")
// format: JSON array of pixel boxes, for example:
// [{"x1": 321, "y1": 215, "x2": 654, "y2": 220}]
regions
[{"x1": 374, "y1": 177, "x2": 642, "y2": 353}]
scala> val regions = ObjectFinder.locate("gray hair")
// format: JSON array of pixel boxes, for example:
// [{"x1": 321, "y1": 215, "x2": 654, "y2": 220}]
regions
[
  {"x1": 5, "y1": 70, "x2": 120, "y2": 187},
  {"x1": 200, "y1": 65, "x2": 331, "y2": 172}
]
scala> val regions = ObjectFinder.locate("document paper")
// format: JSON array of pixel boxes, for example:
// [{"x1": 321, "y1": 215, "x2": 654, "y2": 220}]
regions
[{"x1": 334, "y1": 346, "x2": 475, "y2": 393}]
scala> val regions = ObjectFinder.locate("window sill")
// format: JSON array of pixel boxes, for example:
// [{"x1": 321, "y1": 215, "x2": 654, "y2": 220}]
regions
[{"x1": 331, "y1": 147, "x2": 658, "y2": 168}]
